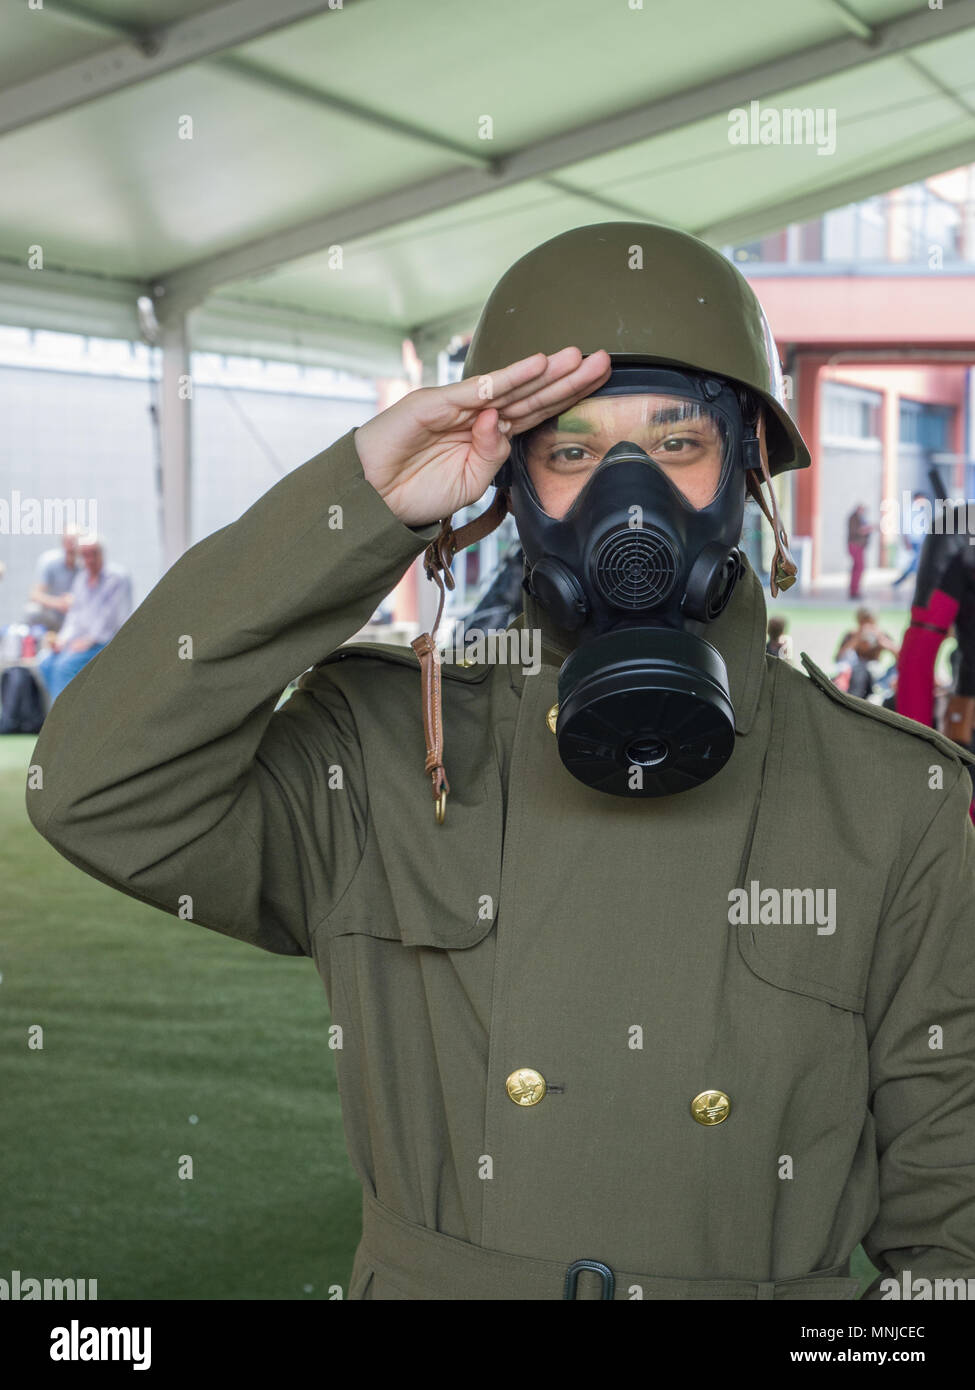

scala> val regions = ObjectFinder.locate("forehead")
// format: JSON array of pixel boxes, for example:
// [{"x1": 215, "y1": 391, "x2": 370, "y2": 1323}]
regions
[{"x1": 547, "y1": 393, "x2": 718, "y2": 433}]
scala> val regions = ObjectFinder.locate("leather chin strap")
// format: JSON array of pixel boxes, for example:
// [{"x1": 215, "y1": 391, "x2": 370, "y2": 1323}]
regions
[
  {"x1": 745, "y1": 412, "x2": 798, "y2": 598},
  {"x1": 410, "y1": 489, "x2": 510, "y2": 822},
  {"x1": 410, "y1": 413, "x2": 797, "y2": 822}
]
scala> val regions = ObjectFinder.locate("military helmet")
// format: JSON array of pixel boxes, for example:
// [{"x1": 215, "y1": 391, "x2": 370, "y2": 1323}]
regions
[{"x1": 463, "y1": 220, "x2": 809, "y2": 478}]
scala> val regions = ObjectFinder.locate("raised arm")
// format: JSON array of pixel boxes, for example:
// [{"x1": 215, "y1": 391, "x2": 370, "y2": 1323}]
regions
[
  {"x1": 25, "y1": 427, "x2": 441, "y2": 956},
  {"x1": 26, "y1": 348, "x2": 610, "y2": 957}
]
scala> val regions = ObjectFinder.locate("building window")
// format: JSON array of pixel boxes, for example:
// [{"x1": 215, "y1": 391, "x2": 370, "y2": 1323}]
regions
[
  {"x1": 822, "y1": 382, "x2": 883, "y2": 442},
  {"x1": 899, "y1": 399, "x2": 953, "y2": 451}
]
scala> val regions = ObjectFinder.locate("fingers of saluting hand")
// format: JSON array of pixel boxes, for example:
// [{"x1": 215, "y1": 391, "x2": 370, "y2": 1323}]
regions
[
  {"x1": 465, "y1": 408, "x2": 516, "y2": 469},
  {"x1": 496, "y1": 350, "x2": 613, "y2": 434},
  {"x1": 432, "y1": 347, "x2": 612, "y2": 426}
]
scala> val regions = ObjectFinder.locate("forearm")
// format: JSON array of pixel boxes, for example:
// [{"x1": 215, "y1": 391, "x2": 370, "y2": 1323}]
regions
[{"x1": 26, "y1": 426, "x2": 440, "y2": 948}]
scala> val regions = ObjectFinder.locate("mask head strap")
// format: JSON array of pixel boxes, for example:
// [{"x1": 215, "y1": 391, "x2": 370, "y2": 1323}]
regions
[{"x1": 744, "y1": 411, "x2": 797, "y2": 597}]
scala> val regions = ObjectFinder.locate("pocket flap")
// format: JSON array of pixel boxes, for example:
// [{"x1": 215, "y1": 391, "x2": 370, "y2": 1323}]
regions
[{"x1": 313, "y1": 670, "x2": 503, "y2": 951}]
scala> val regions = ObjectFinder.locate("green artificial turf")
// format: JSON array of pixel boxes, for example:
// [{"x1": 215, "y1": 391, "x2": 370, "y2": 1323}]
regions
[{"x1": 1, "y1": 734, "x2": 361, "y2": 1301}]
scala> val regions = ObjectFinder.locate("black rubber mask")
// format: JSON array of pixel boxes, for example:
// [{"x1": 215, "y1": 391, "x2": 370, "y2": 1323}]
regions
[{"x1": 504, "y1": 367, "x2": 748, "y2": 797}]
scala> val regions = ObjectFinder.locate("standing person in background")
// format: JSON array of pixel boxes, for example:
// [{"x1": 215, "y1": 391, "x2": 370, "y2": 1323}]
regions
[
  {"x1": 35, "y1": 533, "x2": 131, "y2": 705},
  {"x1": 892, "y1": 492, "x2": 928, "y2": 594},
  {"x1": 24, "y1": 524, "x2": 83, "y2": 632},
  {"x1": 847, "y1": 503, "x2": 872, "y2": 601}
]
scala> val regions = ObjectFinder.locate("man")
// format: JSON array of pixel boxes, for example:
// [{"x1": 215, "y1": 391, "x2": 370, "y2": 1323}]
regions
[
  {"x1": 26, "y1": 222, "x2": 975, "y2": 1300},
  {"x1": 24, "y1": 524, "x2": 83, "y2": 632},
  {"x1": 35, "y1": 533, "x2": 131, "y2": 704},
  {"x1": 847, "y1": 503, "x2": 872, "y2": 600}
]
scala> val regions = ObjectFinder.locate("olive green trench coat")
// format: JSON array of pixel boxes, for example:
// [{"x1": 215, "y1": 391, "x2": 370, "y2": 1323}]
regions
[{"x1": 26, "y1": 427, "x2": 975, "y2": 1300}]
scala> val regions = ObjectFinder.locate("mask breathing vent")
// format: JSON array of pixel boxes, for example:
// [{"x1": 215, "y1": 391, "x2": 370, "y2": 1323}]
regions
[{"x1": 592, "y1": 527, "x2": 680, "y2": 609}]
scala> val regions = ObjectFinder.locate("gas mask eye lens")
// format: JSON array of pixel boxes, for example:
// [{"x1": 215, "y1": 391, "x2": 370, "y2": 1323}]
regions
[{"x1": 522, "y1": 393, "x2": 732, "y2": 518}]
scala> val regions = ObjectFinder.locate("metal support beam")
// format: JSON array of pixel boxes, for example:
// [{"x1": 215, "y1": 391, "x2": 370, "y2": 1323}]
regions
[
  {"x1": 154, "y1": 0, "x2": 975, "y2": 307},
  {"x1": 0, "y1": 0, "x2": 344, "y2": 136},
  {"x1": 0, "y1": 258, "x2": 408, "y2": 375},
  {"x1": 159, "y1": 315, "x2": 192, "y2": 569},
  {"x1": 0, "y1": 261, "x2": 143, "y2": 337},
  {"x1": 196, "y1": 296, "x2": 407, "y2": 377}
]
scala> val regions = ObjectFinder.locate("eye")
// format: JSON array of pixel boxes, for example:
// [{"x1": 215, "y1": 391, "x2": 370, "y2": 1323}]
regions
[{"x1": 550, "y1": 445, "x2": 595, "y2": 464}]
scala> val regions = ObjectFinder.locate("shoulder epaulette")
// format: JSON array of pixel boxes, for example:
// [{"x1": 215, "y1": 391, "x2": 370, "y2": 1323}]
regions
[
  {"x1": 315, "y1": 641, "x2": 491, "y2": 682},
  {"x1": 799, "y1": 652, "x2": 975, "y2": 766}
]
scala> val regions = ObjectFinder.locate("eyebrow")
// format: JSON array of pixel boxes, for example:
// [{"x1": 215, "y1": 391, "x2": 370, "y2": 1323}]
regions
[{"x1": 546, "y1": 405, "x2": 706, "y2": 434}]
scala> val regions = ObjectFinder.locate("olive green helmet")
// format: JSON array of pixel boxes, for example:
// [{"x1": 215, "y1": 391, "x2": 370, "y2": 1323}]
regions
[{"x1": 463, "y1": 220, "x2": 809, "y2": 478}]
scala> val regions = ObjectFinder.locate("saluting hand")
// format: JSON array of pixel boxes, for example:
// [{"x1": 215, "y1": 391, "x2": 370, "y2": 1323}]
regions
[{"x1": 354, "y1": 347, "x2": 612, "y2": 528}]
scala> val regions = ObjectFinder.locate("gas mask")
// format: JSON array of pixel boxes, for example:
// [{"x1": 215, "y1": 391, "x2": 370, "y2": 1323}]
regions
[{"x1": 503, "y1": 366, "x2": 752, "y2": 798}]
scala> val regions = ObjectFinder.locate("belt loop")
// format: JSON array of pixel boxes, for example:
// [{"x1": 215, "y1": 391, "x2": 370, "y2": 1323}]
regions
[{"x1": 564, "y1": 1259, "x2": 615, "y2": 1300}]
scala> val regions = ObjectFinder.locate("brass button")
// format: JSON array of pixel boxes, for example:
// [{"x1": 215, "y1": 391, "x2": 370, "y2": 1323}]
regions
[
  {"x1": 458, "y1": 657, "x2": 476, "y2": 667},
  {"x1": 506, "y1": 1067, "x2": 546, "y2": 1106},
  {"x1": 690, "y1": 1089, "x2": 731, "y2": 1126},
  {"x1": 545, "y1": 703, "x2": 558, "y2": 734}
]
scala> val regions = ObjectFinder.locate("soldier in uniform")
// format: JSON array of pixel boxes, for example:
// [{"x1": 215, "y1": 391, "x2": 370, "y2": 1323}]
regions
[{"x1": 27, "y1": 221, "x2": 975, "y2": 1300}]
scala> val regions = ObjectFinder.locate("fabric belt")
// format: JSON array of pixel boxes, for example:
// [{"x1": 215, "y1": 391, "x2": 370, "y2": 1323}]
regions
[{"x1": 358, "y1": 1190, "x2": 862, "y2": 1301}]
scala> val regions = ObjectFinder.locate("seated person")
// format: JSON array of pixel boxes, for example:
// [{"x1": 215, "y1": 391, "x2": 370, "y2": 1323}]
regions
[
  {"x1": 765, "y1": 614, "x2": 793, "y2": 662},
  {"x1": 836, "y1": 607, "x2": 898, "y2": 699},
  {"x1": 36, "y1": 534, "x2": 131, "y2": 705},
  {"x1": 24, "y1": 525, "x2": 83, "y2": 632}
]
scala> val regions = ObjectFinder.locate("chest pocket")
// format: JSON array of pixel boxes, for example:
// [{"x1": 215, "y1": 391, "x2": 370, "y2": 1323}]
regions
[
  {"x1": 311, "y1": 655, "x2": 504, "y2": 952},
  {"x1": 734, "y1": 907, "x2": 869, "y2": 1015}
]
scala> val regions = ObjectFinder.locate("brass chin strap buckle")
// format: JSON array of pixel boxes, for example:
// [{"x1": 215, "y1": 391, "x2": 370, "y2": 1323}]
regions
[
  {"x1": 410, "y1": 491, "x2": 509, "y2": 824},
  {"x1": 745, "y1": 413, "x2": 798, "y2": 598}
]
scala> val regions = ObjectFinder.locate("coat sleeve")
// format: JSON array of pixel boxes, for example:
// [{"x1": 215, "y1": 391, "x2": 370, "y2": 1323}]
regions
[
  {"x1": 860, "y1": 761, "x2": 975, "y2": 1296},
  {"x1": 25, "y1": 426, "x2": 441, "y2": 958}
]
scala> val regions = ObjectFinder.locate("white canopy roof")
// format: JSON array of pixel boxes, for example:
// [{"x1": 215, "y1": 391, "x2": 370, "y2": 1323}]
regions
[{"x1": 2, "y1": 0, "x2": 975, "y2": 376}]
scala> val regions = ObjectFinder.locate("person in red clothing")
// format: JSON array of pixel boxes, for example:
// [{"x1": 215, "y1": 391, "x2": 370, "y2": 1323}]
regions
[{"x1": 847, "y1": 503, "x2": 872, "y2": 600}]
